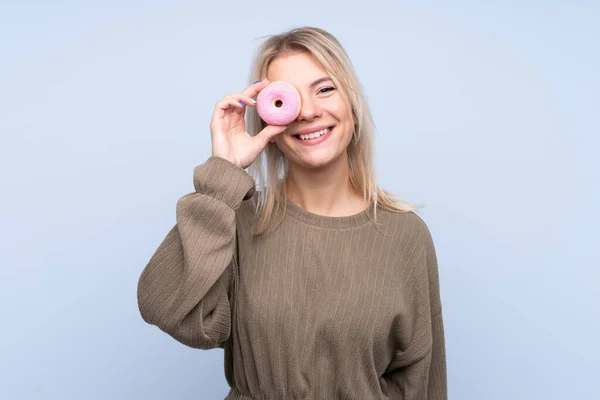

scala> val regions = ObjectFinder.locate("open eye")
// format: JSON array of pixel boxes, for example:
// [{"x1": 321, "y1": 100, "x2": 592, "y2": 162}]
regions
[{"x1": 319, "y1": 86, "x2": 335, "y2": 94}]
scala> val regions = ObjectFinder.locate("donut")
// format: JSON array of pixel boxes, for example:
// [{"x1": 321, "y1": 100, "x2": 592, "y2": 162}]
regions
[{"x1": 256, "y1": 81, "x2": 301, "y2": 125}]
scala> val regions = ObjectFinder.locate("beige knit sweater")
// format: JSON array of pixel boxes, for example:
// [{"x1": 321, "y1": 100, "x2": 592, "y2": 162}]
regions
[{"x1": 137, "y1": 156, "x2": 447, "y2": 399}]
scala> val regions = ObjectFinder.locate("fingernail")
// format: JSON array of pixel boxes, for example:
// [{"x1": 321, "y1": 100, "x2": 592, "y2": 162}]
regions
[
  {"x1": 238, "y1": 101, "x2": 245, "y2": 106},
  {"x1": 251, "y1": 98, "x2": 256, "y2": 103},
  {"x1": 253, "y1": 80, "x2": 261, "y2": 84}
]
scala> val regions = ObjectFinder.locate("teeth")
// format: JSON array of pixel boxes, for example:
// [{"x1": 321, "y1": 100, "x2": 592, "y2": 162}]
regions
[{"x1": 298, "y1": 128, "x2": 331, "y2": 141}]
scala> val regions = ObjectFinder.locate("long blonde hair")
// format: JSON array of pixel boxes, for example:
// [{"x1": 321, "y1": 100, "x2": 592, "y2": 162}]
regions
[{"x1": 245, "y1": 26, "x2": 421, "y2": 235}]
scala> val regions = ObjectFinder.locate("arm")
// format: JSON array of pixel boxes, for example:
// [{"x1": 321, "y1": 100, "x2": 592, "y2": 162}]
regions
[
  {"x1": 423, "y1": 227, "x2": 447, "y2": 399},
  {"x1": 136, "y1": 156, "x2": 255, "y2": 349},
  {"x1": 383, "y1": 218, "x2": 448, "y2": 399}
]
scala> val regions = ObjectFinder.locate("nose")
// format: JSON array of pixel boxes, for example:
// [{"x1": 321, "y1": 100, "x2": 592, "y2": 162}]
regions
[{"x1": 296, "y1": 94, "x2": 322, "y2": 122}]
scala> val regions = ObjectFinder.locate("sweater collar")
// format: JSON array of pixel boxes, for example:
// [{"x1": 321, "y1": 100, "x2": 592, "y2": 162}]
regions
[{"x1": 283, "y1": 199, "x2": 376, "y2": 229}]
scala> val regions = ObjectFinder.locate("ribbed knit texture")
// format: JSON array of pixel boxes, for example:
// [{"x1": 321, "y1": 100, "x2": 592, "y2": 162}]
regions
[{"x1": 137, "y1": 156, "x2": 448, "y2": 399}]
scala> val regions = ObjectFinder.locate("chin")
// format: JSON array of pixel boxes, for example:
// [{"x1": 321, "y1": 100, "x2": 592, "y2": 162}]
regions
[{"x1": 293, "y1": 151, "x2": 344, "y2": 170}]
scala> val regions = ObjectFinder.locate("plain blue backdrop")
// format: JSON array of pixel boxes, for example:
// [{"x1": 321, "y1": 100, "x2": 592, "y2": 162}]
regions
[{"x1": 1, "y1": 1, "x2": 598, "y2": 399}]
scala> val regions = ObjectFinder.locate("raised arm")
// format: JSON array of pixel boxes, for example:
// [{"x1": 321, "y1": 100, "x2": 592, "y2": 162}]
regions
[{"x1": 137, "y1": 156, "x2": 255, "y2": 349}]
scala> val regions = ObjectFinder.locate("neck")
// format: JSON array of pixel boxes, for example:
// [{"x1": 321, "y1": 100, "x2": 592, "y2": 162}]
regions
[{"x1": 284, "y1": 152, "x2": 367, "y2": 217}]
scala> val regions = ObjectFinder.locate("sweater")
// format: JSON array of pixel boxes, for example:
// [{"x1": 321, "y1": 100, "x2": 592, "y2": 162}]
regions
[{"x1": 137, "y1": 156, "x2": 448, "y2": 399}]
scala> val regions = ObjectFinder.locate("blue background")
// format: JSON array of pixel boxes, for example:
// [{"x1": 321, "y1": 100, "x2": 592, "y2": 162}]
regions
[{"x1": 1, "y1": 1, "x2": 598, "y2": 399}]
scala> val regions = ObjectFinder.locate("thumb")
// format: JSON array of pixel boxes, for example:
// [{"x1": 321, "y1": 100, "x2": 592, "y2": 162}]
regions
[{"x1": 256, "y1": 124, "x2": 289, "y2": 145}]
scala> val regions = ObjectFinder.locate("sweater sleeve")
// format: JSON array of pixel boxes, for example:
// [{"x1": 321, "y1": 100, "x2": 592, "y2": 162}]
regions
[
  {"x1": 383, "y1": 218, "x2": 448, "y2": 399},
  {"x1": 136, "y1": 156, "x2": 256, "y2": 349}
]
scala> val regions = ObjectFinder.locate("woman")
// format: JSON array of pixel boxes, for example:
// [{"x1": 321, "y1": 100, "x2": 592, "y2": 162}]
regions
[{"x1": 137, "y1": 26, "x2": 447, "y2": 399}]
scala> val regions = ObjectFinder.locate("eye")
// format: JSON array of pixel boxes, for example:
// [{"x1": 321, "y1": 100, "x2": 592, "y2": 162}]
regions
[{"x1": 319, "y1": 86, "x2": 335, "y2": 94}]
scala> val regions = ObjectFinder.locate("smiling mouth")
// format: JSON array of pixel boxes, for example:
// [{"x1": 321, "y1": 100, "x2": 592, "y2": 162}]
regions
[{"x1": 293, "y1": 126, "x2": 333, "y2": 141}]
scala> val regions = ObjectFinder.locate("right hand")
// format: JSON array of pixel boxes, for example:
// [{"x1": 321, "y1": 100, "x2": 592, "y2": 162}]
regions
[{"x1": 210, "y1": 79, "x2": 289, "y2": 169}]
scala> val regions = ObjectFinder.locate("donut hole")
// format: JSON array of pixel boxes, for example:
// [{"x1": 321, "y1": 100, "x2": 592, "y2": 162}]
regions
[{"x1": 274, "y1": 99, "x2": 283, "y2": 108}]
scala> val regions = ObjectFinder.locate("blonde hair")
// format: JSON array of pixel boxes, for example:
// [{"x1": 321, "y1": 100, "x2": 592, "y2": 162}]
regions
[{"x1": 245, "y1": 26, "x2": 421, "y2": 235}]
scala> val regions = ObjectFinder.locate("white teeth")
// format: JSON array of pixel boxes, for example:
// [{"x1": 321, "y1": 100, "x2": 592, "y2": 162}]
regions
[{"x1": 298, "y1": 128, "x2": 331, "y2": 141}]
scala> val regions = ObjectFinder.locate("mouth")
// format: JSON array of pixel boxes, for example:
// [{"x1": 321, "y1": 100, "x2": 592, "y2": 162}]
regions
[{"x1": 292, "y1": 126, "x2": 334, "y2": 145}]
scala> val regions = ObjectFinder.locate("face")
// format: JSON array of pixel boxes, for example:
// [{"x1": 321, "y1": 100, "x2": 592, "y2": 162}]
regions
[{"x1": 266, "y1": 51, "x2": 355, "y2": 170}]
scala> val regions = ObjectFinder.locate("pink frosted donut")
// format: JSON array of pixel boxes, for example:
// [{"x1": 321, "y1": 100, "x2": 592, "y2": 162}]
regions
[{"x1": 256, "y1": 81, "x2": 301, "y2": 125}]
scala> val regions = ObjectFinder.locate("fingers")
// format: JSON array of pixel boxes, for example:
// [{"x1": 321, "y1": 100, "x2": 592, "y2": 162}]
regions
[
  {"x1": 211, "y1": 80, "x2": 270, "y2": 124},
  {"x1": 215, "y1": 80, "x2": 270, "y2": 112},
  {"x1": 216, "y1": 93, "x2": 257, "y2": 112},
  {"x1": 228, "y1": 94, "x2": 257, "y2": 107},
  {"x1": 211, "y1": 97, "x2": 247, "y2": 123},
  {"x1": 216, "y1": 97, "x2": 246, "y2": 111},
  {"x1": 241, "y1": 79, "x2": 270, "y2": 98}
]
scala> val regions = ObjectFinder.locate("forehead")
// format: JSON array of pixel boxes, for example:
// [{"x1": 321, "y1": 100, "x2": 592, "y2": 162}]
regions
[{"x1": 266, "y1": 51, "x2": 329, "y2": 87}]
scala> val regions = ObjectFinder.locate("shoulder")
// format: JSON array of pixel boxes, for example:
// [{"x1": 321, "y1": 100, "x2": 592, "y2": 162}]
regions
[{"x1": 375, "y1": 207, "x2": 433, "y2": 244}]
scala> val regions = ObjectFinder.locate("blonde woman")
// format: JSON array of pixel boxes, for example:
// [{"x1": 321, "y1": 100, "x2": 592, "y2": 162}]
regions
[{"x1": 137, "y1": 26, "x2": 448, "y2": 399}]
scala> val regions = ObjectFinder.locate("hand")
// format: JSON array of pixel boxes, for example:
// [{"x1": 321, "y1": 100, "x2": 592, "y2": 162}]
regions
[{"x1": 210, "y1": 79, "x2": 289, "y2": 169}]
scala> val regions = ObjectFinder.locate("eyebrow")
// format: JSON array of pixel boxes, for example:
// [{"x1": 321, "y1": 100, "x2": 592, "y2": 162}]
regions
[{"x1": 310, "y1": 77, "x2": 333, "y2": 88}]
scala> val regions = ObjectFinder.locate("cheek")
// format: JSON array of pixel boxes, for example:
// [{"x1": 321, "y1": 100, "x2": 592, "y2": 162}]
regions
[{"x1": 328, "y1": 96, "x2": 352, "y2": 123}]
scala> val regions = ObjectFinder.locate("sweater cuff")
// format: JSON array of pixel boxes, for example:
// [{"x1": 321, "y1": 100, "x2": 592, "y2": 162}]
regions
[{"x1": 193, "y1": 156, "x2": 256, "y2": 210}]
